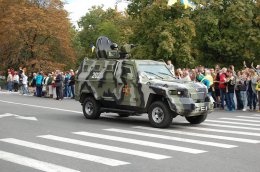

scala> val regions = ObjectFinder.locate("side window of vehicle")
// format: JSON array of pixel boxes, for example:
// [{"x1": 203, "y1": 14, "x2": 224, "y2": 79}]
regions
[
  {"x1": 83, "y1": 65, "x2": 88, "y2": 72},
  {"x1": 122, "y1": 67, "x2": 131, "y2": 77},
  {"x1": 94, "y1": 65, "x2": 101, "y2": 71}
]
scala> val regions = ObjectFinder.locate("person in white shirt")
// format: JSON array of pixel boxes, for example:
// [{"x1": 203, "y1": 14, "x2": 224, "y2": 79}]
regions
[
  {"x1": 166, "y1": 60, "x2": 175, "y2": 76},
  {"x1": 7, "y1": 71, "x2": 13, "y2": 92},
  {"x1": 13, "y1": 72, "x2": 19, "y2": 92},
  {"x1": 22, "y1": 72, "x2": 28, "y2": 95}
]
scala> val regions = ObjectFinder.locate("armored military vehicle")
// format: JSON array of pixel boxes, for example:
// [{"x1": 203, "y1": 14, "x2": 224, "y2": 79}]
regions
[{"x1": 75, "y1": 36, "x2": 214, "y2": 128}]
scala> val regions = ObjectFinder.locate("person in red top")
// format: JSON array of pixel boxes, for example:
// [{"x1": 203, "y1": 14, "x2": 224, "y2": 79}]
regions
[{"x1": 219, "y1": 68, "x2": 228, "y2": 109}]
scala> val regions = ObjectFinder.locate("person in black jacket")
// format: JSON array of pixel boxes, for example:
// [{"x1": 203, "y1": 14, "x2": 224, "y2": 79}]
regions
[
  {"x1": 55, "y1": 70, "x2": 63, "y2": 100},
  {"x1": 69, "y1": 72, "x2": 75, "y2": 99},
  {"x1": 226, "y1": 70, "x2": 236, "y2": 112}
]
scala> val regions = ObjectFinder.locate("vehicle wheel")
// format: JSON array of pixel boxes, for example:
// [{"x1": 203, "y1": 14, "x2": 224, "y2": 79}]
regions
[
  {"x1": 148, "y1": 101, "x2": 173, "y2": 128},
  {"x1": 118, "y1": 113, "x2": 130, "y2": 117},
  {"x1": 82, "y1": 97, "x2": 100, "y2": 119},
  {"x1": 185, "y1": 113, "x2": 207, "y2": 124}
]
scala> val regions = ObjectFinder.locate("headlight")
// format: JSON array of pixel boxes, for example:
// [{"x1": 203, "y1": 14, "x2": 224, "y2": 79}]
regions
[{"x1": 169, "y1": 90, "x2": 189, "y2": 97}]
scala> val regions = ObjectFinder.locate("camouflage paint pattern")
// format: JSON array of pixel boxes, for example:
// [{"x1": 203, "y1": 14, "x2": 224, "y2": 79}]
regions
[{"x1": 76, "y1": 58, "x2": 214, "y2": 117}]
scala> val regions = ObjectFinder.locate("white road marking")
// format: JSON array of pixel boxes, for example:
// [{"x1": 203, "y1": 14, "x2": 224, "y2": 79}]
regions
[
  {"x1": 0, "y1": 113, "x2": 38, "y2": 121},
  {"x1": 15, "y1": 116, "x2": 38, "y2": 121},
  {"x1": 0, "y1": 91, "x2": 19, "y2": 94},
  {"x1": 206, "y1": 120, "x2": 260, "y2": 127},
  {"x1": 0, "y1": 138, "x2": 129, "y2": 167},
  {"x1": 104, "y1": 128, "x2": 236, "y2": 148},
  {"x1": 73, "y1": 132, "x2": 206, "y2": 154},
  {"x1": 177, "y1": 126, "x2": 260, "y2": 137},
  {"x1": 0, "y1": 150, "x2": 80, "y2": 172},
  {"x1": 0, "y1": 113, "x2": 14, "y2": 118},
  {"x1": 237, "y1": 116, "x2": 260, "y2": 120},
  {"x1": 220, "y1": 118, "x2": 260, "y2": 123},
  {"x1": 0, "y1": 100, "x2": 82, "y2": 114},
  {"x1": 201, "y1": 123, "x2": 260, "y2": 131},
  {"x1": 38, "y1": 135, "x2": 170, "y2": 160},
  {"x1": 133, "y1": 126, "x2": 260, "y2": 144},
  {"x1": 253, "y1": 114, "x2": 260, "y2": 117}
]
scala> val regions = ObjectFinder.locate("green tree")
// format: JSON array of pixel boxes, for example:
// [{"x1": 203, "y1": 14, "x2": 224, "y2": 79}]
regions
[
  {"x1": 191, "y1": 0, "x2": 260, "y2": 67},
  {"x1": 128, "y1": 0, "x2": 196, "y2": 67}
]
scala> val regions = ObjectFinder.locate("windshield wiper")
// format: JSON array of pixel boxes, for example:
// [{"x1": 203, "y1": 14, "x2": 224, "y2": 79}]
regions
[
  {"x1": 158, "y1": 72, "x2": 176, "y2": 79},
  {"x1": 144, "y1": 71, "x2": 163, "y2": 79}
]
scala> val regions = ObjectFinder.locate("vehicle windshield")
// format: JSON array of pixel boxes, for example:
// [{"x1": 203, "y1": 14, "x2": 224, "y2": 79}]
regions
[{"x1": 138, "y1": 64, "x2": 175, "y2": 79}]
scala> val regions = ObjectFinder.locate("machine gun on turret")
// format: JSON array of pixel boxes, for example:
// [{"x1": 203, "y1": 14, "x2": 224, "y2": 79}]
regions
[{"x1": 95, "y1": 36, "x2": 135, "y2": 59}]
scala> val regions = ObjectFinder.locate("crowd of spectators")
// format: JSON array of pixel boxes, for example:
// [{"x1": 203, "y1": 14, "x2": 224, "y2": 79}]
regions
[
  {"x1": 5, "y1": 67, "x2": 76, "y2": 100},
  {"x1": 166, "y1": 60, "x2": 260, "y2": 112}
]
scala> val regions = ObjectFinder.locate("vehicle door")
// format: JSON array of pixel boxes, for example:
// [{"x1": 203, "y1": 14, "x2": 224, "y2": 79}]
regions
[{"x1": 118, "y1": 63, "x2": 141, "y2": 107}]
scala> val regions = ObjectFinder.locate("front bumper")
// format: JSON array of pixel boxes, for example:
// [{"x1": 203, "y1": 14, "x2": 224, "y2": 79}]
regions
[{"x1": 168, "y1": 96, "x2": 214, "y2": 116}]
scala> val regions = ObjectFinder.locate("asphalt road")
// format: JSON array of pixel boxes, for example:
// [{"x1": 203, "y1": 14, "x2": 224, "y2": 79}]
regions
[{"x1": 0, "y1": 92, "x2": 260, "y2": 172}]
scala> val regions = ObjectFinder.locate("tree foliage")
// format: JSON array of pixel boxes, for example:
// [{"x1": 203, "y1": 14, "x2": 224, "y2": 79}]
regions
[
  {"x1": 0, "y1": 0, "x2": 76, "y2": 72},
  {"x1": 191, "y1": 0, "x2": 260, "y2": 67},
  {"x1": 128, "y1": 0, "x2": 196, "y2": 67}
]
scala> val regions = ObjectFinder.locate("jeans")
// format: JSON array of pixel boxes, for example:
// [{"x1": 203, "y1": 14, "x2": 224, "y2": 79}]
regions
[
  {"x1": 36, "y1": 85, "x2": 42, "y2": 97},
  {"x1": 248, "y1": 91, "x2": 257, "y2": 110},
  {"x1": 68, "y1": 86, "x2": 71, "y2": 97},
  {"x1": 64, "y1": 84, "x2": 71, "y2": 97},
  {"x1": 240, "y1": 91, "x2": 248, "y2": 110},
  {"x1": 220, "y1": 88, "x2": 227, "y2": 109},
  {"x1": 7, "y1": 81, "x2": 13, "y2": 91},
  {"x1": 226, "y1": 92, "x2": 235, "y2": 111},
  {"x1": 64, "y1": 84, "x2": 68, "y2": 97},
  {"x1": 22, "y1": 84, "x2": 28, "y2": 94},
  {"x1": 70, "y1": 85, "x2": 75, "y2": 98}
]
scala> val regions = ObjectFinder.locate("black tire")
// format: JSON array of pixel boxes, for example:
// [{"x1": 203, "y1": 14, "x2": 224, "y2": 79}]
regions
[
  {"x1": 118, "y1": 113, "x2": 130, "y2": 117},
  {"x1": 82, "y1": 97, "x2": 100, "y2": 119},
  {"x1": 185, "y1": 113, "x2": 207, "y2": 124},
  {"x1": 148, "y1": 101, "x2": 173, "y2": 128}
]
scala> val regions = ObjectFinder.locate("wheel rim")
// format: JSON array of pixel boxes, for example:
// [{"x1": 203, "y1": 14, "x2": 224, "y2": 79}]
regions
[
  {"x1": 151, "y1": 107, "x2": 164, "y2": 123},
  {"x1": 85, "y1": 102, "x2": 94, "y2": 115}
]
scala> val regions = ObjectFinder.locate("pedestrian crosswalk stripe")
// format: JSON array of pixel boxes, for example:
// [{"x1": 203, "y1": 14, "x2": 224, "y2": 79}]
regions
[
  {"x1": 206, "y1": 120, "x2": 260, "y2": 127},
  {"x1": 176, "y1": 126, "x2": 260, "y2": 137},
  {"x1": 237, "y1": 116, "x2": 260, "y2": 120},
  {"x1": 202, "y1": 123, "x2": 260, "y2": 131},
  {"x1": 0, "y1": 114, "x2": 14, "y2": 118},
  {"x1": 0, "y1": 150, "x2": 80, "y2": 172},
  {"x1": 104, "y1": 128, "x2": 236, "y2": 148},
  {"x1": 38, "y1": 135, "x2": 170, "y2": 160},
  {"x1": 253, "y1": 114, "x2": 260, "y2": 117},
  {"x1": 133, "y1": 126, "x2": 260, "y2": 144},
  {"x1": 0, "y1": 138, "x2": 129, "y2": 167},
  {"x1": 220, "y1": 118, "x2": 260, "y2": 123},
  {"x1": 73, "y1": 132, "x2": 206, "y2": 154}
]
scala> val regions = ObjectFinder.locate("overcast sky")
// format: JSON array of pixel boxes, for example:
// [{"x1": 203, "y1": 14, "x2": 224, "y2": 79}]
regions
[{"x1": 64, "y1": 0, "x2": 129, "y2": 27}]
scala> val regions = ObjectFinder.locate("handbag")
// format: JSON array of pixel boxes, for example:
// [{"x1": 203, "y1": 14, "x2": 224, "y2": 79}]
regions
[{"x1": 256, "y1": 81, "x2": 260, "y2": 91}]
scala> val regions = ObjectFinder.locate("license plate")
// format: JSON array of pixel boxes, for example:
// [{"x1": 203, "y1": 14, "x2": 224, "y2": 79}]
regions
[{"x1": 200, "y1": 106, "x2": 208, "y2": 111}]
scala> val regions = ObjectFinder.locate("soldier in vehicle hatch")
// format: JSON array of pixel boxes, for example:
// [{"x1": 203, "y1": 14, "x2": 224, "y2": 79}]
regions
[{"x1": 166, "y1": 60, "x2": 175, "y2": 76}]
